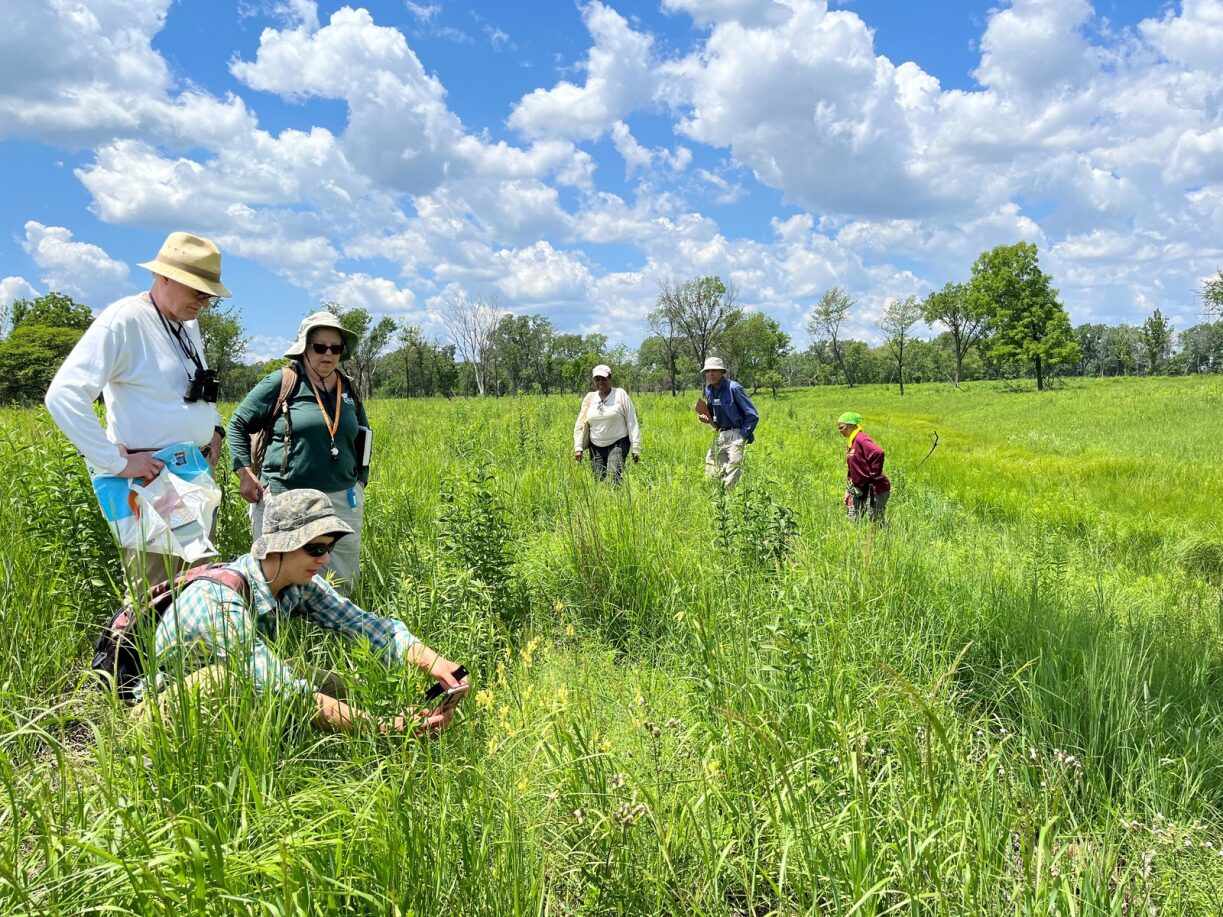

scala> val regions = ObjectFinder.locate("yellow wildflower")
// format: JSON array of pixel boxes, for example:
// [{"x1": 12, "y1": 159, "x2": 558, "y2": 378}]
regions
[{"x1": 475, "y1": 689, "x2": 494, "y2": 711}]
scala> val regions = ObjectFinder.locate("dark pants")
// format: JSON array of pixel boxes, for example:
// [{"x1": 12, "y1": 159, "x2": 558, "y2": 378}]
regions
[
  {"x1": 590, "y1": 436, "x2": 630, "y2": 484},
  {"x1": 848, "y1": 487, "x2": 890, "y2": 523}
]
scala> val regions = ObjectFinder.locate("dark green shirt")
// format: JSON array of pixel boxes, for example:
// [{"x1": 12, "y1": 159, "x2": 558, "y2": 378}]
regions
[{"x1": 227, "y1": 364, "x2": 370, "y2": 493}]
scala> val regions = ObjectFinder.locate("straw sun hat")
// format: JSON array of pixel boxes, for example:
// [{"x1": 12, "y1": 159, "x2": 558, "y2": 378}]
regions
[{"x1": 138, "y1": 232, "x2": 232, "y2": 298}]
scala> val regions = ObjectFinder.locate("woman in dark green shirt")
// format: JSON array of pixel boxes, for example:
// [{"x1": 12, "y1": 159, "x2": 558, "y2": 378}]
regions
[{"x1": 227, "y1": 311, "x2": 370, "y2": 595}]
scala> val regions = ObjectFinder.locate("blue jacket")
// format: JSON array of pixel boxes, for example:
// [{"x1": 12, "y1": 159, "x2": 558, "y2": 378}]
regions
[{"x1": 703, "y1": 378, "x2": 759, "y2": 443}]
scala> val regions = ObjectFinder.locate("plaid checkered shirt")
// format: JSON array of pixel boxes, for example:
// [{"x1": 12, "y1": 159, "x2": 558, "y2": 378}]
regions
[{"x1": 133, "y1": 553, "x2": 419, "y2": 701}]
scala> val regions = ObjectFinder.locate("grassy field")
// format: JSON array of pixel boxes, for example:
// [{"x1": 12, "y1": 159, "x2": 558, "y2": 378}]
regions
[{"x1": 2, "y1": 375, "x2": 1223, "y2": 915}]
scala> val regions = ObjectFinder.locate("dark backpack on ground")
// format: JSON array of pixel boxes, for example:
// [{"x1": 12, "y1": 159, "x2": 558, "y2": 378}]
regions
[{"x1": 91, "y1": 564, "x2": 250, "y2": 703}]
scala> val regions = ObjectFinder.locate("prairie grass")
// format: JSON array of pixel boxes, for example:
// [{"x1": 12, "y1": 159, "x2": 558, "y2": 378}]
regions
[{"x1": 1, "y1": 376, "x2": 1222, "y2": 914}]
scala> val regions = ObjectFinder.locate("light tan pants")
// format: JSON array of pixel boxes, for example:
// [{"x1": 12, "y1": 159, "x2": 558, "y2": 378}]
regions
[
  {"x1": 705, "y1": 430, "x2": 745, "y2": 489},
  {"x1": 252, "y1": 485, "x2": 365, "y2": 596}
]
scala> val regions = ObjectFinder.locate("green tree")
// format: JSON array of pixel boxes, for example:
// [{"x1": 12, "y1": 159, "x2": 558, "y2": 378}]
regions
[
  {"x1": 1139, "y1": 308, "x2": 1173, "y2": 375},
  {"x1": 921, "y1": 282, "x2": 989, "y2": 385},
  {"x1": 1203, "y1": 269, "x2": 1223, "y2": 318},
  {"x1": 656, "y1": 276, "x2": 742, "y2": 370},
  {"x1": 970, "y1": 242, "x2": 1080, "y2": 390},
  {"x1": 322, "y1": 302, "x2": 396, "y2": 397},
  {"x1": 807, "y1": 287, "x2": 856, "y2": 386},
  {"x1": 719, "y1": 311, "x2": 790, "y2": 391},
  {"x1": 645, "y1": 306, "x2": 683, "y2": 396},
  {"x1": 879, "y1": 295, "x2": 923, "y2": 395},
  {"x1": 0, "y1": 324, "x2": 84, "y2": 403},
  {"x1": 198, "y1": 302, "x2": 249, "y2": 398},
  {"x1": 10, "y1": 292, "x2": 93, "y2": 332}
]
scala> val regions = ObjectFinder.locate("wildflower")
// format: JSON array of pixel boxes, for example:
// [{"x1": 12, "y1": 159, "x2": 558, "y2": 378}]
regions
[
  {"x1": 573, "y1": 807, "x2": 585, "y2": 826},
  {"x1": 553, "y1": 599, "x2": 565, "y2": 613},
  {"x1": 475, "y1": 689, "x2": 494, "y2": 711},
  {"x1": 706, "y1": 759, "x2": 721, "y2": 776},
  {"x1": 517, "y1": 776, "x2": 529, "y2": 794},
  {"x1": 487, "y1": 737, "x2": 499, "y2": 755},
  {"x1": 555, "y1": 684, "x2": 569, "y2": 706},
  {"x1": 611, "y1": 773, "x2": 626, "y2": 789},
  {"x1": 565, "y1": 624, "x2": 576, "y2": 638},
  {"x1": 635, "y1": 694, "x2": 645, "y2": 707},
  {"x1": 599, "y1": 736, "x2": 612, "y2": 752}
]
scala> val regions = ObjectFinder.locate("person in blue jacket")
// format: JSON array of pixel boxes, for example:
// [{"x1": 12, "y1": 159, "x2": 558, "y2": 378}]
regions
[{"x1": 695, "y1": 357, "x2": 759, "y2": 489}]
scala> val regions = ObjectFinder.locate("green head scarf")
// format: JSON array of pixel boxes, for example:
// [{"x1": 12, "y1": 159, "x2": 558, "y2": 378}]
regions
[{"x1": 838, "y1": 412, "x2": 862, "y2": 427}]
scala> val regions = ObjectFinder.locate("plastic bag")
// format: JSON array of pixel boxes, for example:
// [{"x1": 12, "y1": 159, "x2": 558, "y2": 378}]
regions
[{"x1": 92, "y1": 443, "x2": 221, "y2": 562}]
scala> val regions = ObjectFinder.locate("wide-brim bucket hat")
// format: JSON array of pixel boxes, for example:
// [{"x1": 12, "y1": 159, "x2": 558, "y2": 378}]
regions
[
  {"x1": 138, "y1": 231, "x2": 232, "y2": 298},
  {"x1": 702, "y1": 356, "x2": 726, "y2": 372},
  {"x1": 252, "y1": 489, "x2": 353, "y2": 560},
  {"x1": 284, "y1": 311, "x2": 360, "y2": 360},
  {"x1": 592, "y1": 364, "x2": 612, "y2": 378}
]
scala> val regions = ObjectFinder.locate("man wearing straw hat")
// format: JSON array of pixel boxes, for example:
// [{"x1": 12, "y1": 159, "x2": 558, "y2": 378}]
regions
[{"x1": 46, "y1": 231, "x2": 232, "y2": 594}]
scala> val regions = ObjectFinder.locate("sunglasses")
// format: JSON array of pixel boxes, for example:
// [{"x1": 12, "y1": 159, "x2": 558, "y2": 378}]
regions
[
  {"x1": 311, "y1": 343, "x2": 344, "y2": 355},
  {"x1": 301, "y1": 539, "x2": 337, "y2": 558}
]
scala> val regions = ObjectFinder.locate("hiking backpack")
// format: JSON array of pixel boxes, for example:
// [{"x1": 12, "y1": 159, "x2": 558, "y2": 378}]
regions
[
  {"x1": 248, "y1": 364, "x2": 364, "y2": 478},
  {"x1": 91, "y1": 564, "x2": 250, "y2": 703}
]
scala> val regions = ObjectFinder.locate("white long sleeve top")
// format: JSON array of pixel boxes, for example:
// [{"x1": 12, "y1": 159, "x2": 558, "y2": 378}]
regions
[
  {"x1": 45, "y1": 292, "x2": 221, "y2": 476},
  {"x1": 574, "y1": 387, "x2": 642, "y2": 453}
]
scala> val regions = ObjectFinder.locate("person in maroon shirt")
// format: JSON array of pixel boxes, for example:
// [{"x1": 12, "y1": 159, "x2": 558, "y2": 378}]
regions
[{"x1": 837, "y1": 411, "x2": 890, "y2": 523}]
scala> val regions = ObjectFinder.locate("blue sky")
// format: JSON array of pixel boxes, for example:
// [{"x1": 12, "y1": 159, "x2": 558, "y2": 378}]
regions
[{"x1": 2, "y1": 0, "x2": 1221, "y2": 359}]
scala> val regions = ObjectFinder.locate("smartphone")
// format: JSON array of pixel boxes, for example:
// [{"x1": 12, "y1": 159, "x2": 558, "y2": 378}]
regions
[{"x1": 423, "y1": 665, "x2": 469, "y2": 707}]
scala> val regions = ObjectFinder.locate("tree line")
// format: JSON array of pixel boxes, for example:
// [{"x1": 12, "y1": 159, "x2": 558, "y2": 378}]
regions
[{"x1": 1, "y1": 243, "x2": 1221, "y2": 405}]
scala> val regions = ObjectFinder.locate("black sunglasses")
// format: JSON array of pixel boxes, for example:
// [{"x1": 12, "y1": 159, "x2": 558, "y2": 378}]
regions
[
  {"x1": 301, "y1": 539, "x2": 337, "y2": 558},
  {"x1": 311, "y1": 342, "x2": 344, "y2": 355}
]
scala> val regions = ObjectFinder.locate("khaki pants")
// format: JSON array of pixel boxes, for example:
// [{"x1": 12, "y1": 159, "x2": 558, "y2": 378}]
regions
[
  {"x1": 705, "y1": 430, "x2": 745, "y2": 489},
  {"x1": 253, "y1": 485, "x2": 365, "y2": 596}
]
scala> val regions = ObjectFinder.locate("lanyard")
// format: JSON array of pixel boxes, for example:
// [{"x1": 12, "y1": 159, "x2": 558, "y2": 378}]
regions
[
  {"x1": 309, "y1": 373, "x2": 343, "y2": 459},
  {"x1": 150, "y1": 294, "x2": 203, "y2": 378}
]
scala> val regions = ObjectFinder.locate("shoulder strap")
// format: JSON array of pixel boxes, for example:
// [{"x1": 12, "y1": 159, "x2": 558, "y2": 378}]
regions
[{"x1": 174, "y1": 564, "x2": 251, "y2": 603}]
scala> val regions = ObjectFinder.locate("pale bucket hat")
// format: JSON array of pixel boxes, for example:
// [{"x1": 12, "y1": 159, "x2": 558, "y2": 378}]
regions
[
  {"x1": 591, "y1": 364, "x2": 612, "y2": 379},
  {"x1": 252, "y1": 489, "x2": 354, "y2": 560},
  {"x1": 138, "y1": 231, "x2": 232, "y2": 298},
  {"x1": 702, "y1": 356, "x2": 726, "y2": 372},
  {"x1": 284, "y1": 311, "x2": 360, "y2": 360}
]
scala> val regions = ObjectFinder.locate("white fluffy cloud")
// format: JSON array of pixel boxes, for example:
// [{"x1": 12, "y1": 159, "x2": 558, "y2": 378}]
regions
[
  {"x1": 20, "y1": 222, "x2": 129, "y2": 305},
  {"x1": 0, "y1": 276, "x2": 40, "y2": 313},
  {"x1": 508, "y1": 2, "x2": 657, "y2": 141},
  {"x1": 6, "y1": 0, "x2": 1223, "y2": 347}
]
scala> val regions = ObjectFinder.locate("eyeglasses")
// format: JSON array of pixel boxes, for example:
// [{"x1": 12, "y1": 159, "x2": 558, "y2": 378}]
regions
[
  {"x1": 191, "y1": 289, "x2": 221, "y2": 307},
  {"x1": 301, "y1": 540, "x2": 337, "y2": 558},
  {"x1": 311, "y1": 343, "x2": 344, "y2": 355}
]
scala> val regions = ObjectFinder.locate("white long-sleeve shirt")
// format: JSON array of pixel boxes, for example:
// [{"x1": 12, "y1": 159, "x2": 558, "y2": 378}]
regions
[
  {"x1": 574, "y1": 387, "x2": 642, "y2": 453},
  {"x1": 45, "y1": 292, "x2": 221, "y2": 476}
]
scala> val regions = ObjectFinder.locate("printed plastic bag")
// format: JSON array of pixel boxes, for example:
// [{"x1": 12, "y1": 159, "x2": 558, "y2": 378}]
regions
[{"x1": 92, "y1": 443, "x2": 220, "y2": 562}]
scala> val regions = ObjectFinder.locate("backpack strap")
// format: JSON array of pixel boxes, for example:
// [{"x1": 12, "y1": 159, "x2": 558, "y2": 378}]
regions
[{"x1": 250, "y1": 365, "x2": 300, "y2": 478}]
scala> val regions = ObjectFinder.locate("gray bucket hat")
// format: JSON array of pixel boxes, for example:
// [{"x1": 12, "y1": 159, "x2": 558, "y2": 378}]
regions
[
  {"x1": 252, "y1": 489, "x2": 353, "y2": 560},
  {"x1": 284, "y1": 311, "x2": 360, "y2": 360}
]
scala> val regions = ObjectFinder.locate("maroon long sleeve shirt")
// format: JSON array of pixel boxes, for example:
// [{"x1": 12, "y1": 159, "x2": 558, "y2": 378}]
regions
[{"x1": 846, "y1": 431, "x2": 891, "y2": 494}]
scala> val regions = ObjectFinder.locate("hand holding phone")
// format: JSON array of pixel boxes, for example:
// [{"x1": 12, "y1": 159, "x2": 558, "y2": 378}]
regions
[{"x1": 423, "y1": 664, "x2": 469, "y2": 714}]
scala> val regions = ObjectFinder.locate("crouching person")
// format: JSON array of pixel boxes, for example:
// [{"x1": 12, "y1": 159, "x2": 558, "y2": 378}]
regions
[
  {"x1": 131, "y1": 489, "x2": 467, "y2": 735},
  {"x1": 837, "y1": 412, "x2": 891, "y2": 524}
]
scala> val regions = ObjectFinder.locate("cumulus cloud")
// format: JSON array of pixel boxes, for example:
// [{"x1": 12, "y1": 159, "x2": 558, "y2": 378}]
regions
[
  {"x1": 20, "y1": 222, "x2": 129, "y2": 305},
  {"x1": 0, "y1": 0, "x2": 253, "y2": 148},
  {"x1": 0, "y1": 277, "x2": 40, "y2": 317},
  {"x1": 508, "y1": 2, "x2": 657, "y2": 141}
]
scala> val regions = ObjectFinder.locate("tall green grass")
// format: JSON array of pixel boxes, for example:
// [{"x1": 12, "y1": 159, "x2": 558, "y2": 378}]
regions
[{"x1": 1, "y1": 376, "x2": 1222, "y2": 914}]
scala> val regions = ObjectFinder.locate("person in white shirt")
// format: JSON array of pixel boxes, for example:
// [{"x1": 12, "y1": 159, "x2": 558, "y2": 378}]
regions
[
  {"x1": 573, "y1": 364, "x2": 642, "y2": 484},
  {"x1": 45, "y1": 231, "x2": 231, "y2": 595}
]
